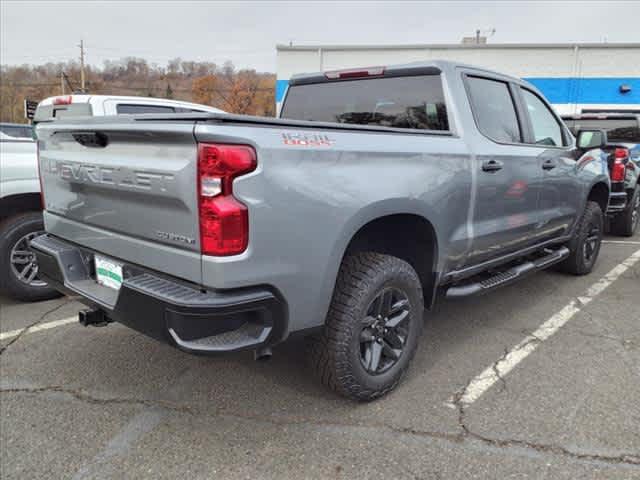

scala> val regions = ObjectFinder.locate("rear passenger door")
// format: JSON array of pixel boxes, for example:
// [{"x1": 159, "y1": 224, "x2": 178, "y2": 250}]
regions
[
  {"x1": 517, "y1": 87, "x2": 580, "y2": 240},
  {"x1": 464, "y1": 75, "x2": 544, "y2": 265}
]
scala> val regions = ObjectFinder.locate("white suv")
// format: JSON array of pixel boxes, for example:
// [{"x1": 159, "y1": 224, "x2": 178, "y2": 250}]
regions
[{"x1": 34, "y1": 94, "x2": 225, "y2": 120}]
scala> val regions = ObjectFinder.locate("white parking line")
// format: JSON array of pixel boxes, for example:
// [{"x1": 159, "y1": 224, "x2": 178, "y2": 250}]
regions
[
  {"x1": 602, "y1": 240, "x2": 640, "y2": 245},
  {"x1": 0, "y1": 316, "x2": 77, "y2": 341},
  {"x1": 456, "y1": 248, "x2": 640, "y2": 406}
]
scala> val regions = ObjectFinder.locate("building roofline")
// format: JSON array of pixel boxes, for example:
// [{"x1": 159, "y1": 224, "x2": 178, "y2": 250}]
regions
[{"x1": 277, "y1": 42, "x2": 640, "y2": 51}]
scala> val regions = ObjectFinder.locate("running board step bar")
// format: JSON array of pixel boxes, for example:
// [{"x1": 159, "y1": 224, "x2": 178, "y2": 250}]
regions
[{"x1": 445, "y1": 246, "x2": 570, "y2": 299}]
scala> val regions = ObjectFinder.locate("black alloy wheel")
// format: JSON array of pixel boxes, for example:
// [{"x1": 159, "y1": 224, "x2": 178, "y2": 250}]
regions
[{"x1": 359, "y1": 287, "x2": 411, "y2": 375}]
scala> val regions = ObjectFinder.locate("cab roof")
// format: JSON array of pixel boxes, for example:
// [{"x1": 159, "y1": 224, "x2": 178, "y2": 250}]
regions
[{"x1": 288, "y1": 59, "x2": 528, "y2": 87}]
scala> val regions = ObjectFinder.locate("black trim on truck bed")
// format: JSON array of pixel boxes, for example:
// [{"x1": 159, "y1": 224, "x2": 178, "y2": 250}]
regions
[
  {"x1": 41, "y1": 111, "x2": 455, "y2": 137},
  {"x1": 35, "y1": 91, "x2": 454, "y2": 137},
  {"x1": 30, "y1": 234, "x2": 288, "y2": 354},
  {"x1": 156, "y1": 112, "x2": 453, "y2": 136}
]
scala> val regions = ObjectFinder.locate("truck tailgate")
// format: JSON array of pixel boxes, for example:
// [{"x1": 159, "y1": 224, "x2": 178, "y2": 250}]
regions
[{"x1": 37, "y1": 120, "x2": 202, "y2": 284}]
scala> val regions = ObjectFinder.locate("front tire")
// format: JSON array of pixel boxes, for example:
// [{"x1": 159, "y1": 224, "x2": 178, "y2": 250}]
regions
[
  {"x1": 0, "y1": 212, "x2": 62, "y2": 302},
  {"x1": 308, "y1": 252, "x2": 424, "y2": 401},
  {"x1": 610, "y1": 185, "x2": 640, "y2": 237},
  {"x1": 557, "y1": 201, "x2": 604, "y2": 275}
]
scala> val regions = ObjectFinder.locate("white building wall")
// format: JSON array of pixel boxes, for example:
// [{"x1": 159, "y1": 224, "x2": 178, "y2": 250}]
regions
[
  {"x1": 319, "y1": 47, "x2": 577, "y2": 77},
  {"x1": 276, "y1": 43, "x2": 640, "y2": 115}
]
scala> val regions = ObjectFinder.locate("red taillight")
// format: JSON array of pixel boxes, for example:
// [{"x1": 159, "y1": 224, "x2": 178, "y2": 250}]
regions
[
  {"x1": 325, "y1": 66, "x2": 385, "y2": 80},
  {"x1": 611, "y1": 161, "x2": 626, "y2": 182},
  {"x1": 614, "y1": 147, "x2": 629, "y2": 160},
  {"x1": 611, "y1": 148, "x2": 629, "y2": 182},
  {"x1": 199, "y1": 196, "x2": 249, "y2": 255},
  {"x1": 53, "y1": 96, "x2": 73, "y2": 105},
  {"x1": 197, "y1": 143, "x2": 256, "y2": 256}
]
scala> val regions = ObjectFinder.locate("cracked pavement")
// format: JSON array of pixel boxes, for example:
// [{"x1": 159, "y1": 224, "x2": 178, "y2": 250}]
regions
[{"x1": 1, "y1": 233, "x2": 639, "y2": 479}]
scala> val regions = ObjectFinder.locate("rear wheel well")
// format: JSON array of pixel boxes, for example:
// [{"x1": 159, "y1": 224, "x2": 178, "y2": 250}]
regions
[
  {"x1": 587, "y1": 182, "x2": 609, "y2": 214},
  {"x1": 0, "y1": 193, "x2": 42, "y2": 222},
  {"x1": 344, "y1": 214, "x2": 438, "y2": 308}
]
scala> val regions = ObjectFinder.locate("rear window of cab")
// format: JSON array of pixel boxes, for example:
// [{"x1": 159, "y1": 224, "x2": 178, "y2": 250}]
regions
[
  {"x1": 563, "y1": 118, "x2": 640, "y2": 143},
  {"x1": 281, "y1": 75, "x2": 449, "y2": 131}
]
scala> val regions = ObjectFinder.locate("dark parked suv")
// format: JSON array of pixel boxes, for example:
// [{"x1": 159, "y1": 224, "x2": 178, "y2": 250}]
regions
[{"x1": 563, "y1": 114, "x2": 640, "y2": 236}]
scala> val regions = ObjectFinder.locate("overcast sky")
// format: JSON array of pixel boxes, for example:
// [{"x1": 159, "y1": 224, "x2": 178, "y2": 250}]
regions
[{"x1": 2, "y1": 0, "x2": 639, "y2": 72}]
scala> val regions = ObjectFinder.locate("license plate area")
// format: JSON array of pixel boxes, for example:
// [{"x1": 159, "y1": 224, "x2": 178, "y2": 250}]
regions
[{"x1": 94, "y1": 255, "x2": 123, "y2": 291}]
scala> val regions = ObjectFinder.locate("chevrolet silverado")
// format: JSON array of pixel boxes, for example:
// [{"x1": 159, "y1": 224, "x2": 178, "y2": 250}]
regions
[{"x1": 31, "y1": 61, "x2": 610, "y2": 400}]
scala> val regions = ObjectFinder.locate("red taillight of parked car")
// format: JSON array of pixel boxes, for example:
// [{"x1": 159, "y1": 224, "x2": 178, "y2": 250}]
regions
[
  {"x1": 52, "y1": 96, "x2": 73, "y2": 105},
  {"x1": 197, "y1": 143, "x2": 256, "y2": 256},
  {"x1": 611, "y1": 148, "x2": 629, "y2": 182}
]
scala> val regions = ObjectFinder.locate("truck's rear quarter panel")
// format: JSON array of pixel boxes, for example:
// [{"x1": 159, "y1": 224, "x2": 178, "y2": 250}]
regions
[{"x1": 195, "y1": 122, "x2": 471, "y2": 331}]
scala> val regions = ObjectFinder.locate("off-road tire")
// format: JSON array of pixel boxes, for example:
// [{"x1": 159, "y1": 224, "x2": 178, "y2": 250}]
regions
[
  {"x1": 610, "y1": 185, "x2": 640, "y2": 237},
  {"x1": 308, "y1": 252, "x2": 424, "y2": 401},
  {"x1": 557, "y1": 201, "x2": 604, "y2": 275},
  {"x1": 0, "y1": 212, "x2": 61, "y2": 302}
]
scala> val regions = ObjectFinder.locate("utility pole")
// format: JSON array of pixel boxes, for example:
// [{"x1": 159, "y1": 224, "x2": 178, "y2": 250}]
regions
[
  {"x1": 78, "y1": 39, "x2": 86, "y2": 92},
  {"x1": 60, "y1": 71, "x2": 65, "y2": 95}
]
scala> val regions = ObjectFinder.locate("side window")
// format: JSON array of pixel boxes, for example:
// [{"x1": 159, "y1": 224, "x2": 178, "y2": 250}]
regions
[
  {"x1": 466, "y1": 76, "x2": 521, "y2": 143},
  {"x1": 116, "y1": 104, "x2": 175, "y2": 114},
  {"x1": 1, "y1": 125, "x2": 33, "y2": 139},
  {"x1": 175, "y1": 107, "x2": 214, "y2": 113},
  {"x1": 521, "y1": 89, "x2": 564, "y2": 147}
]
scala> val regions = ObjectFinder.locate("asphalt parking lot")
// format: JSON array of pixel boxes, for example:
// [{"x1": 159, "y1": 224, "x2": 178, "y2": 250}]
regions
[{"x1": 1, "y1": 232, "x2": 639, "y2": 479}]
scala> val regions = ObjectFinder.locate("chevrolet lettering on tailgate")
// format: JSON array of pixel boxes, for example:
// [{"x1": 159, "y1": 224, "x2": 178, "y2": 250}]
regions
[{"x1": 43, "y1": 159, "x2": 175, "y2": 192}]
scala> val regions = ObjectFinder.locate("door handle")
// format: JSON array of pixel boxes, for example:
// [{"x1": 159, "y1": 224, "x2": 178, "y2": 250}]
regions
[
  {"x1": 481, "y1": 160, "x2": 504, "y2": 172},
  {"x1": 542, "y1": 159, "x2": 557, "y2": 170}
]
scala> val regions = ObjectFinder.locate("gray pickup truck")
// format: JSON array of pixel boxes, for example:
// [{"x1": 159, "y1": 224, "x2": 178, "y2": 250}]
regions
[{"x1": 31, "y1": 61, "x2": 610, "y2": 400}]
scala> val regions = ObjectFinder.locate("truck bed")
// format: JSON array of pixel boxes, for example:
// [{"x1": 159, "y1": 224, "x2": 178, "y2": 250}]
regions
[{"x1": 40, "y1": 111, "x2": 455, "y2": 135}]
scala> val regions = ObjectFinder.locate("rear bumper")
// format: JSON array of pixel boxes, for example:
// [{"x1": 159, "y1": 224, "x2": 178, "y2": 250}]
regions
[{"x1": 30, "y1": 234, "x2": 287, "y2": 354}]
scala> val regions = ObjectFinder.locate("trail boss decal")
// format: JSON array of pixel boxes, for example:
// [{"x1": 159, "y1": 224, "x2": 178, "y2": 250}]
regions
[{"x1": 282, "y1": 132, "x2": 335, "y2": 147}]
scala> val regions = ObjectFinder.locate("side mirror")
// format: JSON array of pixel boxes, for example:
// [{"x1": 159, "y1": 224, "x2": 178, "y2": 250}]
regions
[{"x1": 576, "y1": 129, "x2": 608, "y2": 149}]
